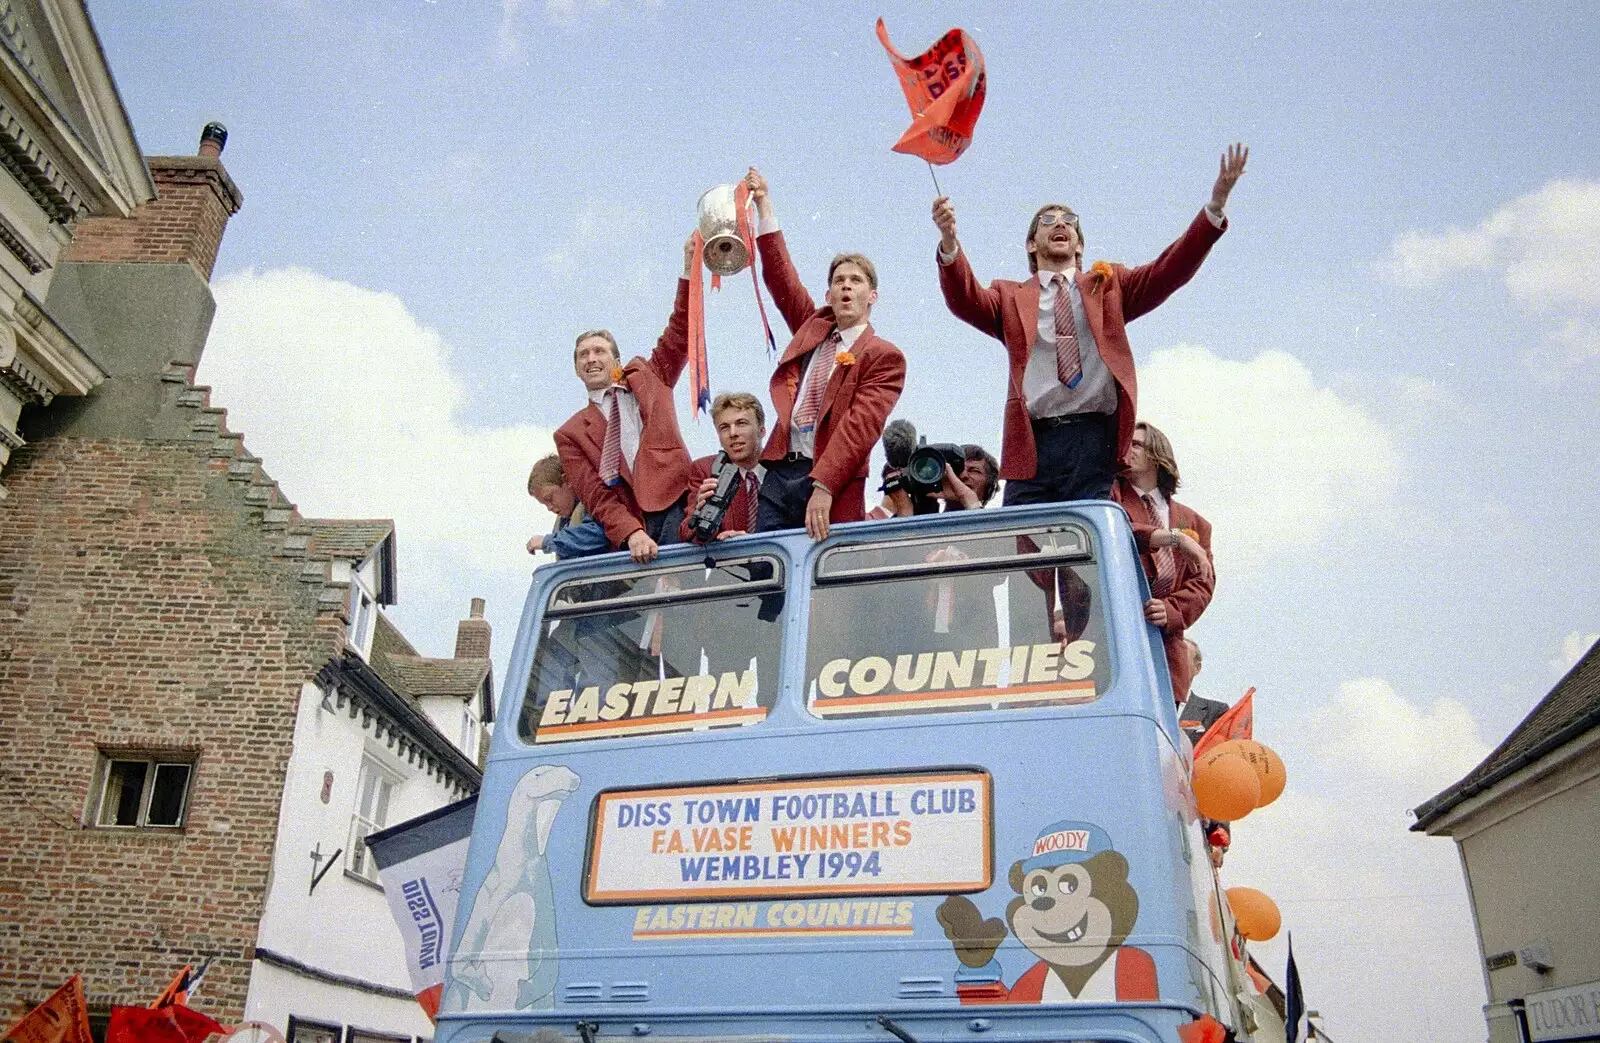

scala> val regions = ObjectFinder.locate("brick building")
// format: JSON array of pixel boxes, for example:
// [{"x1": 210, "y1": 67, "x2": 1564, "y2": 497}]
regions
[{"x1": 0, "y1": 2, "x2": 493, "y2": 1035}]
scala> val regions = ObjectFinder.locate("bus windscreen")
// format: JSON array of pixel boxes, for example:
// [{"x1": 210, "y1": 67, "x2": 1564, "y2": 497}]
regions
[
  {"x1": 518, "y1": 556, "x2": 785, "y2": 745},
  {"x1": 806, "y1": 526, "x2": 1112, "y2": 718}
]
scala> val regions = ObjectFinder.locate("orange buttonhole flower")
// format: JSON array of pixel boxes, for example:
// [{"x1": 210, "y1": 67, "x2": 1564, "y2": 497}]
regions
[
  {"x1": 1090, "y1": 260, "x2": 1114, "y2": 285},
  {"x1": 609, "y1": 365, "x2": 624, "y2": 384},
  {"x1": 835, "y1": 350, "x2": 857, "y2": 367}
]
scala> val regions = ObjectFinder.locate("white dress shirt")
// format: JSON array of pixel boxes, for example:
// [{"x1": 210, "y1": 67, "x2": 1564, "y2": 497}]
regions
[
  {"x1": 1134, "y1": 483, "x2": 1170, "y2": 529},
  {"x1": 589, "y1": 384, "x2": 642, "y2": 474},
  {"x1": 1025, "y1": 267, "x2": 1117, "y2": 419},
  {"x1": 789, "y1": 322, "x2": 867, "y2": 459}
]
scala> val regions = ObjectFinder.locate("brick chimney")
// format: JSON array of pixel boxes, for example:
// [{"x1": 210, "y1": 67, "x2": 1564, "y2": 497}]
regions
[
  {"x1": 60, "y1": 122, "x2": 243, "y2": 281},
  {"x1": 35, "y1": 125, "x2": 246, "y2": 440},
  {"x1": 455, "y1": 597, "x2": 491, "y2": 660}
]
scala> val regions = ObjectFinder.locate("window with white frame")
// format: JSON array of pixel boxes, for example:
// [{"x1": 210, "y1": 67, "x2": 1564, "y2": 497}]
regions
[
  {"x1": 347, "y1": 755, "x2": 397, "y2": 883},
  {"x1": 347, "y1": 577, "x2": 376, "y2": 659},
  {"x1": 459, "y1": 704, "x2": 476, "y2": 754},
  {"x1": 90, "y1": 752, "x2": 195, "y2": 829}
]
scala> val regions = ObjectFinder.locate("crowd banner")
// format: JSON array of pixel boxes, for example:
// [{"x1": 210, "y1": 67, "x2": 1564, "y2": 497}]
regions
[
  {"x1": 875, "y1": 19, "x2": 987, "y2": 165},
  {"x1": 366, "y1": 796, "x2": 479, "y2": 1019}
]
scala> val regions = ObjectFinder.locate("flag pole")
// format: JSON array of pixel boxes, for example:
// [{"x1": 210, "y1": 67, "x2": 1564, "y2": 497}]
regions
[{"x1": 925, "y1": 161, "x2": 943, "y2": 197}]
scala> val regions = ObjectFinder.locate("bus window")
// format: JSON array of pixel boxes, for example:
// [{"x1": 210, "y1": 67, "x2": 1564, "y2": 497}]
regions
[
  {"x1": 517, "y1": 555, "x2": 785, "y2": 745},
  {"x1": 806, "y1": 525, "x2": 1111, "y2": 718}
]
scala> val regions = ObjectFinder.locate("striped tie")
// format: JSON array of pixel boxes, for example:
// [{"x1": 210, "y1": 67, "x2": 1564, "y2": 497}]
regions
[
  {"x1": 1144, "y1": 492, "x2": 1176, "y2": 597},
  {"x1": 1052, "y1": 273, "x2": 1083, "y2": 389},
  {"x1": 744, "y1": 471, "x2": 760, "y2": 531},
  {"x1": 598, "y1": 389, "x2": 624, "y2": 486},
  {"x1": 793, "y1": 330, "x2": 842, "y2": 432}
]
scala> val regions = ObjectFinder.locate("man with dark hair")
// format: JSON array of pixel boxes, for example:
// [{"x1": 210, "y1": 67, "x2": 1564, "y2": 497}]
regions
[
  {"x1": 681, "y1": 391, "x2": 768, "y2": 541},
  {"x1": 554, "y1": 237, "x2": 699, "y2": 563},
  {"x1": 1112, "y1": 421, "x2": 1214, "y2": 703},
  {"x1": 746, "y1": 167, "x2": 905, "y2": 540},
  {"x1": 931, "y1": 145, "x2": 1247, "y2": 504}
]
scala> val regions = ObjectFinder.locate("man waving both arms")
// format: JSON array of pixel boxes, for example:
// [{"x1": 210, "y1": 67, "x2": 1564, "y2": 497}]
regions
[
  {"x1": 746, "y1": 167, "x2": 906, "y2": 540},
  {"x1": 932, "y1": 145, "x2": 1248, "y2": 510}
]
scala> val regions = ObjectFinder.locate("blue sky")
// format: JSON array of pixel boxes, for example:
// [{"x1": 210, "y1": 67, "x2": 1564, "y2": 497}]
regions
[{"x1": 93, "y1": 2, "x2": 1599, "y2": 1038}]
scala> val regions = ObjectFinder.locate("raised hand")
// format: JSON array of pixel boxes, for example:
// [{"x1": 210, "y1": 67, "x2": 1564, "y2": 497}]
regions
[
  {"x1": 1210, "y1": 143, "x2": 1248, "y2": 211},
  {"x1": 932, "y1": 195, "x2": 958, "y2": 255},
  {"x1": 683, "y1": 232, "x2": 699, "y2": 277},
  {"x1": 745, "y1": 166, "x2": 774, "y2": 222}
]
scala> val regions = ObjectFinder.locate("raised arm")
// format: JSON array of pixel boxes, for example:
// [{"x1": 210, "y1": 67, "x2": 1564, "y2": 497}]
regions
[
  {"x1": 933, "y1": 197, "x2": 1005, "y2": 340},
  {"x1": 645, "y1": 235, "x2": 698, "y2": 387},
  {"x1": 1119, "y1": 144, "x2": 1246, "y2": 321},
  {"x1": 746, "y1": 167, "x2": 817, "y2": 333}
]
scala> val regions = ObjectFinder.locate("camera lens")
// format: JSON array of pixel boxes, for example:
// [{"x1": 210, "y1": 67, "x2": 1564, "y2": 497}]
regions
[{"x1": 907, "y1": 451, "x2": 944, "y2": 486}]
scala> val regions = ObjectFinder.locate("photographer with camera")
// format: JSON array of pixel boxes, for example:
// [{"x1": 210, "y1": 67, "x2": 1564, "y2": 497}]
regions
[
  {"x1": 681, "y1": 392, "x2": 768, "y2": 542},
  {"x1": 869, "y1": 420, "x2": 1000, "y2": 519}
]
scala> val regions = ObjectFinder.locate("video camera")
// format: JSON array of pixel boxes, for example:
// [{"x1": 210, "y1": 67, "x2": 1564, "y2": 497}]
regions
[
  {"x1": 880, "y1": 419, "x2": 966, "y2": 502},
  {"x1": 686, "y1": 451, "x2": 741, "y2": 543}
]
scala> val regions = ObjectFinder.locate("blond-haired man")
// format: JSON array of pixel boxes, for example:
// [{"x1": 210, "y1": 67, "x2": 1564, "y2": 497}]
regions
[{"x1": 680, "y1": 391, "x2": 768, "y2": 542}]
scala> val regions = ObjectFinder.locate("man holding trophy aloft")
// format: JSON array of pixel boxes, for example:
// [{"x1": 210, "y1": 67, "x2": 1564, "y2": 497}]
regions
[{"x1": 744, "y1": 167, "x2": 906, "y2": 540}]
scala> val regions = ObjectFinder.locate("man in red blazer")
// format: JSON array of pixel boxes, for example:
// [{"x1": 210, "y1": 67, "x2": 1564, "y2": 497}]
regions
[
  {"x1": 745, "y1": 167, "x2": 906, "y2": 540},
  {"x1": 932, "y1": 145, "x2": 1247, "y2": 504},
  {"x1": 680, "y1": 391, "x2": 767, "y2": 542},
  {"x1": 554, "y1": 237, "x2": 697, "y2": 563},
  {"x1": 1111, "y1": 422, "x2": 1214, "y2": 704}
]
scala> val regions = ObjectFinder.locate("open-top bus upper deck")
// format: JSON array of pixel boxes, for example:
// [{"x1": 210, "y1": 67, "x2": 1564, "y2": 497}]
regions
[{"x1": 436, "y1": 502, "x2": 1251, "y2": 1043}]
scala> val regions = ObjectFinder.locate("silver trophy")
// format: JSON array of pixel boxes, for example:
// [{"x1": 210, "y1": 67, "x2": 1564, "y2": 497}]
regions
[{"x1": 696, "y1": 184, "x2": 751, "y2": 276}]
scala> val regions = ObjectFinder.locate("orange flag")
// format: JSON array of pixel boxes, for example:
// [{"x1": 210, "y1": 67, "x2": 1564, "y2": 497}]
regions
[
  {"x1": 2, "y1": 975, "x2": 94, "y2": 1043},
  {"x1": 875, "y1": 19, "x2": 987, "y2": 164},
  {"x1": 150, "y1": 966, "x2": 191, "y2": 1007},
  {"x1": 1193, "y1": 687, "x2": 1255, "y2": 759},
  {"x1": 108, "y1": 1006, "x2": 224, "y2": 1043}
]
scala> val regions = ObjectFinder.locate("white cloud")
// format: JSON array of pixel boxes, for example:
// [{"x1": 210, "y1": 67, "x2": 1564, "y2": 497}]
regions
[
  {"x1": 494, "y1": 0, "x2": 527, "y2": 60},
  {"x1": 1227, "y1": 677, "x2": 1491, "y2": 1043},
  {"x1": 1384, "y1": 179, "x2": 1600, "y2": 367},
  {"x1": 202, "y1": 268, "x2": 555, "y2": 658},
  {"x1": 1138, "y1": 344, "x2": 1401, "y2": 573},
  {"x1": 1553, "y1": 630, "x2": 1599, "y2": 675}
]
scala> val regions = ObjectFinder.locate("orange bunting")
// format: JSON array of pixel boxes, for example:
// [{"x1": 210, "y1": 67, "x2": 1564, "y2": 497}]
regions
[
  {"x1": 686, "y1": 230, "x2": 710, "y2": 416},
  {"x1": 875, "y1": 19, "x2": 987, "y2": 165}
]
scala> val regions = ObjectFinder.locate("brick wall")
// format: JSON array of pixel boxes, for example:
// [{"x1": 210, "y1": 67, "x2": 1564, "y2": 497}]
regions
[
  {"x1": 0, "y1": 410, "x2": 345, "y2": 1019},
  {"x1": 59, "y1": 158, "x2": 243, "y2": 281}
]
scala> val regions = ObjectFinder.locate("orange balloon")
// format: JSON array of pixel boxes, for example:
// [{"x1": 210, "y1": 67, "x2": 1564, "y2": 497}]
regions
[
  {"x1": 1192, "y1": 751, "x2": 1259, "y2": 821},
  {"x1": 1226, "y1": 886, "x2": 1281, "y2": 941},
  {"x1": 1208, "y1": 739, "x2": 1287, "y2": 807}
]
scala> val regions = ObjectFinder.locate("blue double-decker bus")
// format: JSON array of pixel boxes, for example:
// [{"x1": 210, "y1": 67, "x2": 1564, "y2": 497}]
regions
[{"x1": 434, "y1": 503, "x2": 1272, "y2": 1043}]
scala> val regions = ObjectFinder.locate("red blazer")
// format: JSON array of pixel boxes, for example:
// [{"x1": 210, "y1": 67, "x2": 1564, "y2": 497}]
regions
[
  {"x1": 757, "y1": 231, "x2": 906, "y2": 523},
  {"x1": 554, "y1": 279, "x2": 694, "y2": 547},
  {"x1": 937, "y1": 209, "x2": 1225, "y2": 480},
  {"x1": 1113, "y1": 477, "x2": 1215, "y2": 703},
  {"x1": 677, "y1": 454, "x2": 761, "y2": 542}
]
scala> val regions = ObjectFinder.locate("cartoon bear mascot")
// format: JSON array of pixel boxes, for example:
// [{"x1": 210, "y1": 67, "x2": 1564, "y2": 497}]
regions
[{"x1": 938, "y1": 820, "x2": 1157, "y2": 1003}]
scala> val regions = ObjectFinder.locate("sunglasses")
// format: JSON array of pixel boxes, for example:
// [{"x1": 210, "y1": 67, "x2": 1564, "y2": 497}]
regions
[{"x1": 1037, "y1": 212, "x2": 1079, "y2": 228}]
